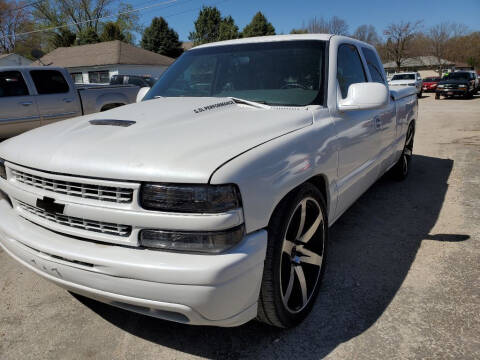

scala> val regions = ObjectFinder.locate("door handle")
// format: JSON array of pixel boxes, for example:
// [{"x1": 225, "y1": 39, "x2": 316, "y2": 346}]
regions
[
  {"x1": 374, "y1": 116, "x2": 382, "y2": 130},
  {"x1": 63, "y1": 98, "x2": 73, "y2": 103},
  {"x1": 20, "y1": 101, "x2": 33, "y2": 106}
]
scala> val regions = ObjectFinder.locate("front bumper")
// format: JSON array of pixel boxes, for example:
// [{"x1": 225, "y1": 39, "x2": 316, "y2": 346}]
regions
[
  {"x1": 0, "y1": 199, "x2": 267, "y2": 327},
  {"x1": 435, "y1": 88, "x2": 469, "y2": 95}
]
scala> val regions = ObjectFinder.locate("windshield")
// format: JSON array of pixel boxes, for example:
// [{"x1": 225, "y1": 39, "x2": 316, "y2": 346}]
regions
[
  {"x1": 144, "y1": 40, "x2": 326, "y2": 106},
  {"x1": 446, "y1": 72, "x2": 470, "y2": 80},
  {"x1": 424, "y1": 77, "x2": 440, "y2": 82},
  {"x1": 391, "y1": 74, "x2": 415, "y2": 80}
]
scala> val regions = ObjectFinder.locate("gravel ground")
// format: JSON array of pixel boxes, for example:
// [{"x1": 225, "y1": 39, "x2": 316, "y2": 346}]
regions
[{"x1": 0, "y1": 93, "x2": 479, "y2": 359}]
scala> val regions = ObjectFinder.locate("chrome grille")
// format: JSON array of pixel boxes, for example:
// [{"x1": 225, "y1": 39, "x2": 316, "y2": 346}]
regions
[
  {"x1": 12, "y1": 169, "x2": 133, "y2": 204},
  {"x1": 444, "y1": 84, "x2": 458, "y2": 89},
  {"x1": 18, "y1": 201, "x2": 132, "y2": 237}
]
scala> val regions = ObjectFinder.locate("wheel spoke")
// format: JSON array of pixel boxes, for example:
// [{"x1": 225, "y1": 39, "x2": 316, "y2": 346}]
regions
[
  {"x1": 406, "y1": 129, "x2": 414, "y2": 146},
  {"x1": 284, "y1": 266, "x2": 295, "y2": 303},
  {"x1": 298, "y1": 246, "x2": 322, "y2": 266},
  {"x1": 296, "y1": 199, "x2": 307, "y2": 240},
  {"x1": 282, "y1": 239, "x2": 294, "y2": 255},
  {"x1": 294, "y1": 265, "x2": 308, "y2": 306},
  {"x1": 299, "y1": 216, "x2": 323, "y2": 244}
]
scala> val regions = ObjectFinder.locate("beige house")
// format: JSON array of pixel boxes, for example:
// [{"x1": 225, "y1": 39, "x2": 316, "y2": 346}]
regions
[
  {"x1": 383, "y1": 56, "x2": 456, "y2": 77},
  {"x1": 33, "y1": 40, "x2": 175, "y2": 84}
]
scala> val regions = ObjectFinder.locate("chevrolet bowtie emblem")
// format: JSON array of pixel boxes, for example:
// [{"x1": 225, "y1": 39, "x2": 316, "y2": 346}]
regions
[{"x1": 36, "y1": 197, "x2": 65, "y2": 214}]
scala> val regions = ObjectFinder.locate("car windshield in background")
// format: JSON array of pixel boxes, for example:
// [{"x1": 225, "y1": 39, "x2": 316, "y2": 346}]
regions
[
  {"x1": 425, "y1": 77, "x2": 441, "y2": 82},
  {"x1": 392, "y1": 74, "x2": 415, "y2": 80},
  {"x1": 144, "y1": 40, "x2": 326, "y2": 106},
  {"x1": 446, "y1": 72, "x2": 470, "y2": 80}
]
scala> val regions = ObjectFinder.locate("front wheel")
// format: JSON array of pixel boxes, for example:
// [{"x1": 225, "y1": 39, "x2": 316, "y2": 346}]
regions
[
  {"x1": 435, "y1": 93, "x2": 440, "y2": 100},
  {"x1": 417, "y1": 90, "x2": 422, "y2": 98},
  {"x1": 257, "y1": 183, "x2": 327, "y2": 328}
]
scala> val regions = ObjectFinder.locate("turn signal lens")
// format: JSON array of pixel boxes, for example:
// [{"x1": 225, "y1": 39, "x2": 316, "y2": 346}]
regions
[
  {"x1": 140, "y1": 184, "x2": 241, "y2": 213},
  {"x1": 139, "y1": 225, "x2": 245, "y2": 253},
  {"x1": 0, "y1": 159, "x2": 6, "y2": 180}
]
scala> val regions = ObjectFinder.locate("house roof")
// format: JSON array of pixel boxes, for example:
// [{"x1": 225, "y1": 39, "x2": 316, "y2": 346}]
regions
[
  {"x1": 181, "y1": 41, "x2": 194, "y2": 51},
  {"x1": 383, "y1": 56, "x2": 455, "y2": 69},
  {"x1": 33, "y1": 40, "x2": 175, "y2": 68}
]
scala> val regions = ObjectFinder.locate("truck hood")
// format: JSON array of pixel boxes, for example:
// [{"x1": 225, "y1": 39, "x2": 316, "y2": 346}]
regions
[{"x1": 0, "y1": 97, "x2": 313, "y2": 183}]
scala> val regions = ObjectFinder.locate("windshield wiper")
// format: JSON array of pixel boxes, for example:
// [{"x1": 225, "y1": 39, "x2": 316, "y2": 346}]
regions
[{"x1": 229, "y1": 97, "x2": 270, "y2": 109}]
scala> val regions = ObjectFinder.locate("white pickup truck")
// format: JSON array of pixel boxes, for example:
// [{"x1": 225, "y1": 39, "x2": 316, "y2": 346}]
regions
[
  {"x1": 0, "y1": 66, "x2": 140, "y2": 138},
  {"x1": 0, "y1": 34, "x2": 417, "y2": 328}
]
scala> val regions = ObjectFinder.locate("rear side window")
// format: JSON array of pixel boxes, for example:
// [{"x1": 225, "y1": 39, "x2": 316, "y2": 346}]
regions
[
  {"x1": 0, "y1": 71, "x2": 29, "y2": 97},
  {"x1": 337, "y1": 44, "x2": 367, "y2": 98},
  {"x1": 30, "y1": 70, "x2": 69, "y2": 94},
  {"x1": 361, "y1": 47, "x2": 385, "y2": 84}
]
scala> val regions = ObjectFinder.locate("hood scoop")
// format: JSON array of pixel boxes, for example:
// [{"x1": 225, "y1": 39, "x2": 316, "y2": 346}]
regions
[{"x1": 89, "y1": 119, "x2": 136, "y2": 127}]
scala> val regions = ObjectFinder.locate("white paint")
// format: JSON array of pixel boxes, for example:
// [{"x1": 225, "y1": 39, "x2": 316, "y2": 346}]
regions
[{"x1": 0, "y1": 34, "x2": 418, "y2": 326}]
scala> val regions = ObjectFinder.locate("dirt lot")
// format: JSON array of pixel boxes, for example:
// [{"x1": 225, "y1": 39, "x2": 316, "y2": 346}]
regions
[{"x1": 0, "y1": 94, "x2": 479, "y2": 359}]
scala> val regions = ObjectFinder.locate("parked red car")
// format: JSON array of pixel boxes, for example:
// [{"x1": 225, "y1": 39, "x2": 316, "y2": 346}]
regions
[{"x1": 422, "y1": 77, "x2": 442, "y2": 92}]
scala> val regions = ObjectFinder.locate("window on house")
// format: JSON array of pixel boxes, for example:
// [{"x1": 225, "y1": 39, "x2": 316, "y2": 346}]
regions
[
  {"x1": 88, "y1": 71, "x2": 110, "y2": 84},
  {"x1": 30, "y1": 70, "x2": 70, "y2": 94},
  {"x1": 71, "y1": 72, "x2": 83, "y2": 84},
  {"x1": 0, "y1": 71, "x2": 29, "y2": 97}
]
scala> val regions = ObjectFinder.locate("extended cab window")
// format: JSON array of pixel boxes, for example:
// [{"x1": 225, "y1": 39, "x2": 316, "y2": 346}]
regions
[
  {"x1": 0, "y1": 71, "x2": 29, "y2": 97},
  {"x1": 30, "y1": 70, "x2": 69, "y2": 94},
  {"x1": 337, "y1": 44, "x2": 367, "y2": 98},
  {"x1": 361, "y1": 47, "x2": 385, "y2": 84},
  {"x1": 145, "y1": 40, "x2": 326, "y2": 106}
]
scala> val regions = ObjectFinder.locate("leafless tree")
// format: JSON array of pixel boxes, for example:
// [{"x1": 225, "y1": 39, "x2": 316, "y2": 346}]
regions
[
  {"x1": 303, "y1": 16, "x2": 348, "y2": 35},
  {"x1": 383, "y1": 20, "x2": 423, "y2": 71},
  {"x1": 0, "y1": 0, "x2": 31, "y2": 53},
  {"x1": 353, "y1": 24, "x2": 380, "y2": 45},
  {"x1": 427, "y1": 23, "x2": 457, "y2": 75}
]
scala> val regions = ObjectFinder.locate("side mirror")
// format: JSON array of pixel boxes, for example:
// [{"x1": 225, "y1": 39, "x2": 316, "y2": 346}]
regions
[
  {"x1": 338, "y1": 82, "x2": 389, "y2": 111},
  {"x1": 136, "y1": 87, "x2": 150, "y2": 103}
]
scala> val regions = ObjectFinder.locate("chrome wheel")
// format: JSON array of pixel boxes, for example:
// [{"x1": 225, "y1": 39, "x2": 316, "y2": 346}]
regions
[{"x1": 280, "y1": 197, "x2": 325, "y2": 313}]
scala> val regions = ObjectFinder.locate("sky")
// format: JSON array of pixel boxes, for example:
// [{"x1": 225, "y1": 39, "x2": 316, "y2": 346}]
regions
[{"x1": 128, "y1": 0, "x2": 480, "y2": 42}]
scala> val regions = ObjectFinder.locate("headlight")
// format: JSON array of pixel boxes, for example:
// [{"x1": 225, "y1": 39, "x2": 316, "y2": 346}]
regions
[
  {"x1": 139, "y1": 225, "x2": 245, "y2": 253},
  {"x1": 140, "y1": 183, "x2": 241, "y2": 213},
  {"x1": 0, "y1": 159, "x2": 6, "y2": 180},
  {"x1": 437, "y1": 85, "x2": 444, "y2": 88},
  {"x1": 458, "y1": 85, "x2": 467, "y2": 88}
]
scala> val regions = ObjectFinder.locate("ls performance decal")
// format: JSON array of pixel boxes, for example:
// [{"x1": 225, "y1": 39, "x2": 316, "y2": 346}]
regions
[{"x1": 193, "y1": 100, "x2": 235, "y2": 114}]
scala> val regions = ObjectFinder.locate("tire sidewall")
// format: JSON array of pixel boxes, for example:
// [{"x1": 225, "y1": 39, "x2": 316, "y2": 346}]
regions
[{"x1": 268, "y1": 184, "x2": 328, "y2": 327}]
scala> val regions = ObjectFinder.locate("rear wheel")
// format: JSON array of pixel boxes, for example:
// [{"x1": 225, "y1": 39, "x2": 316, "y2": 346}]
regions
[
  {"x1": 257, "y1": 183, "x2": 327, "y2": 328},
  {"x1": 392, "y1": 123, "x2": 414, "y2": 180},
  {"x1": 417, "y1": 90, "x2": 422, "y2": 98}
]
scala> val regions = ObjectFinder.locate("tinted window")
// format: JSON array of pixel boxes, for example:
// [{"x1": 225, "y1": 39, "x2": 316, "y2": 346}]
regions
[
  {"x1": 361, "y1": 47, "x2": 385, "y2": 83},
  {"x1": 127, "y1": 77, "x2": 148, "y2": 87},
  {"x1": 0, "y1": 71, "x2": 29, "y2": 97},
  {"x1": 337, "y1": 44, "x2": 367, "y2": 98},
  {"x1": 392, "y1": 74, "x2": 415, "y2": 80},
  {"x1": 145, "y1": 40, "x2": 326, "y2": 106},
  {"x1": 30, "y1": 70, "x2": 69, "y2": 94}
]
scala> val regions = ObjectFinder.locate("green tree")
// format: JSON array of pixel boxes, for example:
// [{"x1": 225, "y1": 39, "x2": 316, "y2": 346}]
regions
[
  {"x1": 242, "y1": 12, "x2": 275, "y2": 38},
  {"x1": 218, "y1": 16, "x2": 239, "y2": 41},
  {"x1": 77, "y1": 27, "x2": 100, "y2": 45},
  {"x1": 189, "y1": 6, "x2": 222, "y2": 45},
  {"x1": 50, "y1": 28, "x2": 76, "y2": 48},
  {"x1": 100, "y1": 22, "x2": 125, "y2": 42},
  {"x1": 141, "y1": 17, "x2": 183, "y2": 58},
  {"x1": 290, "y1": 28, "x2": 308, "y2": 34},
  {"x1": 189, "y1": 6, "x2": 238, "y2": 45}
]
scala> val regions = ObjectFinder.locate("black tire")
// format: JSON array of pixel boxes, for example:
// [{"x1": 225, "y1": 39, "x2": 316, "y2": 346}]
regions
[
  {"x1": 417, "y1": 90, "x2": 422, "y2": 98},
  {"x1": 392, "y1": 123, "x2": 414, "y2": 181},
  {"x1": 435, "y1": 93, "x2": 440, "y2": 100},
  {"x1": 257, "y1": 183, "x2": 328, "y2": 328}
]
